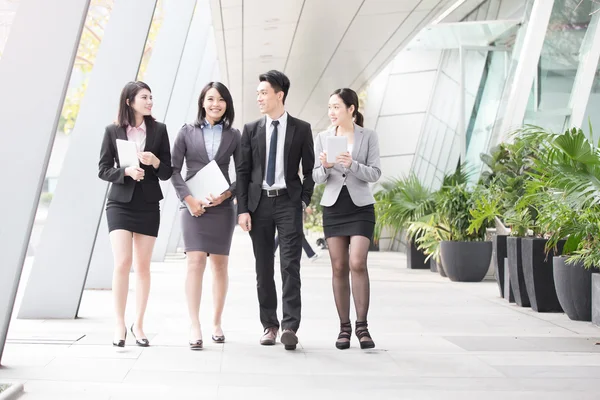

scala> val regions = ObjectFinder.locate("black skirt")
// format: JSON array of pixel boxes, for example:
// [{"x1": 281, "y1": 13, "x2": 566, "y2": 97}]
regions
[
  {"x1": 323, "y1": 186, "x2": 375, "y2": 239},
  {"x1": 106, "y1": 183, "x2": 160, "y2": 237}
]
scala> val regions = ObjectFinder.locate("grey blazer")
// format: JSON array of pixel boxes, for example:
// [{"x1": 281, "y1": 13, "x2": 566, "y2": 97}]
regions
[
  {"x1": 313, "y1": 124, "x2": 381, "y2": 207},
  {"x1": 171, "y1": 123, "x2": 241, "y2": 204}
]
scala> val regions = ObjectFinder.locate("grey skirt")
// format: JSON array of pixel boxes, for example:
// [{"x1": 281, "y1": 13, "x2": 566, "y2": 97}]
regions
[{"x1": 180, "y1": 200, "x2": 236, "y2": 255}]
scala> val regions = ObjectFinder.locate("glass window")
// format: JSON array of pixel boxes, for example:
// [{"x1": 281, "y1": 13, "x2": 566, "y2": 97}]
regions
[
  {"x1": 465, "y1": 51, "x2": 509, "y2": 180},
  {"x1": 524, "y1": 0, "x2": 594, "y2": 131}
]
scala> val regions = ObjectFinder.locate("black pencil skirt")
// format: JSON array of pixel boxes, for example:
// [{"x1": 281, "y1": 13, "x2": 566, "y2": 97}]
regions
[
  {"x1": 106, "y1": 183, "x2": 160, "y2": 237},
  {"x1": 322, "y1": 186, "x2": 375, "y2": 240}
]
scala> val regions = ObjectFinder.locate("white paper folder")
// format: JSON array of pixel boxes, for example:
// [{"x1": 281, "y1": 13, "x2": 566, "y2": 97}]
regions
[
  {"x1": 184, "y1": 160, "x2": 230, "y2": 215},
  {"x1": 116, "y1": 139, "x2": 139, "y2": 168}
]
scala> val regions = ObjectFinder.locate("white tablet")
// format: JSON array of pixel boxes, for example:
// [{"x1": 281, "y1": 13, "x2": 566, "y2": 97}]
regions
[{"x1": 326, "y1": 136, "x2": 348, "y2": 163}]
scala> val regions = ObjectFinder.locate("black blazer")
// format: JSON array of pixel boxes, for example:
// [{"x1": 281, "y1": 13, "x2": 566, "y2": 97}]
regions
[
  {"x1": 98, "y1": 118, "x2": 173, "y2": 203},
  {"x1": 236, "y1": 114, "x2": 315, "y2": 214}
]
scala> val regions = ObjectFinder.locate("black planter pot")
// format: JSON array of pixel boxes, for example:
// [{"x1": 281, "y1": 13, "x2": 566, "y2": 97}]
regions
[
  {"x1": 430, "y1": 258, "x2": 438, "y2": 273},
  {"x1": 407, "y1": 239, "x2": 430, "y2": 269},
  {"x1": 553, "y1": 257, "x2": 592, "y2": 321},
  {"x1": 507, "y1": 237, "x2": 530, "y2": 307},
  {"x1": 492, "y1": 235, "x2": 508, "y2": 298},
  {"x1": 503, "y1": 258, "x2": 515, "y2": 303},
  {"x1": 438, "y1": 257, "x2": 447, "y2": 277},
  {"x1": 592, "y1": 274, "x2": 600, "y2": 326},
  {"x1": 521, "y1": 238, "x2": 564, "y2": 312},
  {"x1": 440, "y1": 241, "x2": 492, "y2": 282}
]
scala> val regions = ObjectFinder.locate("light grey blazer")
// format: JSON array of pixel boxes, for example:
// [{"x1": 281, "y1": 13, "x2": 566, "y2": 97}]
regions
[{"x1": 313, "y1": 124, "x2": 381, "y2": 207}]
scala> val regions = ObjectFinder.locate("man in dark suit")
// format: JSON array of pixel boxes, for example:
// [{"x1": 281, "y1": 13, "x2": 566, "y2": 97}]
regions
[{"x1": 237, "y1": 70, "x2": 315, "y2": 350}]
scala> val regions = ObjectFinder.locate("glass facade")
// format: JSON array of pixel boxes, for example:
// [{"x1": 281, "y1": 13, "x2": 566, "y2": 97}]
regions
[
  {"x1": 524, "y1": 0, "x2": 595, "y2": 132},
  {"x1": 412, "y1": 0, "x2": 517, "y2": 188}
]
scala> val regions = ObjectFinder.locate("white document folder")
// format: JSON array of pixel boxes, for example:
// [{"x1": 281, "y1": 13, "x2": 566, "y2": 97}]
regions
[
  {"x1": 184, "y1": 160, "x2": 230, "y2": 215},
  {"x1": 116, "y1": 139, "x2": 139, "y2": 168},
  {"x1": 326, "y1": 136, "x2": 348, "y2": 163}
]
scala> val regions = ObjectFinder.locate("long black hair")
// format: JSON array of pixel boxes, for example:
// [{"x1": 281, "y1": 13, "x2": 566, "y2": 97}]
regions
[
  {"x1": 117, "y1": 81, "x2": 155, "y2": 128},
  {"x1": 195, "y1": 82, "x2": 235, "y2": 130},
  {"x1": 330, "y1": 88, "x2": 364, "y2": 127}
]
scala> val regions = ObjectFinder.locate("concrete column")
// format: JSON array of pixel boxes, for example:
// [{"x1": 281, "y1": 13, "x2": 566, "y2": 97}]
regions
[
  {"x1": 17, "y1": 0, "x2": 158, "y2": 319},
  {"x1": 0, "y1": 0, "x2": 91, "y2": 363},
  {"x1": 151, "y1": 0, "x2": 214, "y2": 262},
  {"x1": 86, "y1": 0, "x2": 197, "y2": 290}
]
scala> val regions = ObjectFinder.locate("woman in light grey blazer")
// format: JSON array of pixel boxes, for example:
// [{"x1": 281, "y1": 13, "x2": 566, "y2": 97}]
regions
[
  {"x1": 313, "y1": 88, "x2": 381, "y2": 350},
  {"x1": 171, "y1": 82, "x2": 241, "y2": 350}
]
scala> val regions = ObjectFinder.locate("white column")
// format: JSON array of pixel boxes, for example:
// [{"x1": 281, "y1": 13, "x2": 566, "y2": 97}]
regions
[
  {"x1": 17, "y1": 0, "x2": 158, "y2": 319},
  {"x1": 151, "y1": 0, "x2": 214, "y2": 262},
  {"x1": 491, "y1": 0, "x2": 554, "y2": 145},
  {"x1": 0, "y1": 0, "x2": 91, "y2": 363},
  {"x1": 85, "y1": 0, "x2": 197, "y2": 290}
]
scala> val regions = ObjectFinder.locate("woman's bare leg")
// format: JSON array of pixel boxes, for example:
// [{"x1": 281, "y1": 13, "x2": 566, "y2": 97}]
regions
[
  {"x1": 186, "y1": 251, "x2": 208, "y2": 341},
  {"x1": 131, "y1": 233, "x2": 157, "y2": 340},
  {"x1": 209, "y1": 254, "x2": 229, "y2": 338},
  {"x1": 109, "y1": 230, "x2": 133, "y2": 343}
]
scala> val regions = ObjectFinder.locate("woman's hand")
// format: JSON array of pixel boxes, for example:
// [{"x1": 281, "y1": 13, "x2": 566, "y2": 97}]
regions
[
  {"x1": 205, "y1": 191, "x2": 231, "y2": 207},
  {"x1": 125, "y1": 166, "x2": 145, "y2": 181},
  {"x1": 319, "y1": 151, "x2": 334, "y2": 169},
  {"x1": 336, "y1": 152, "x2": 353, "y2": 169},
  {"x1": 185, "y1": 196, "x2": 209, "y2": 217},
  {"x1": 138, "y1": 151, "x2": 160, "y2": 169}
]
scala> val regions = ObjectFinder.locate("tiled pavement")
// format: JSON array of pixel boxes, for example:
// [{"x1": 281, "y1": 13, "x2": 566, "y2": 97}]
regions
[{"x1": 2, "y1": 228, "x2": 600, "y2": 399}]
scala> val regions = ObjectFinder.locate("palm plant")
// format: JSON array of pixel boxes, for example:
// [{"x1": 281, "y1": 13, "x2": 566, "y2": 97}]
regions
[
  {"x1": 373, "y1": 173, "x2": 436, "y2": 245},
  {"x1": 405, "y1": 163, "x2": 474, "y2": 261},
  {"x1": 470, "y1": 126, "x2": 548, "y2": 237},
  {"x1": 524, "y1": 125, "x2": 600, "y2": 269}
]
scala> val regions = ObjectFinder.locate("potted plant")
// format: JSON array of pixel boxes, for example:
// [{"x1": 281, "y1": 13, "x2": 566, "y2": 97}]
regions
[
  {"x1": 420, "y1": 163, "x2": 492, "y2": 283},
  {"x1": 473, "y1": 132, "x2": 541, "y2": 305},
  {"x1": 527, "y1": 126, "x2": 600, "y2": 321},
  {"x1": 374, "y1": 174, "x2": 435, "y2": 269}
]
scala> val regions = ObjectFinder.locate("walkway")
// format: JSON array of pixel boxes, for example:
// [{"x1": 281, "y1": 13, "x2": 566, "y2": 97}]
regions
[{"x1": 2, "y1": 228, "x2": 600, "y2": 399}]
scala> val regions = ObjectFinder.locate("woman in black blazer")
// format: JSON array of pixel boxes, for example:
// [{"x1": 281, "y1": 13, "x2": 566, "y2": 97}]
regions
[{"x1": 98, "y1": 81, "x2": 172, "y2": 348}]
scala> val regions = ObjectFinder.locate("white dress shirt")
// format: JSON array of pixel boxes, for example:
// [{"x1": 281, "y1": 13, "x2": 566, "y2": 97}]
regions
[{"x1": 262, "y1": 112, "x2": 288, "y2": 189}]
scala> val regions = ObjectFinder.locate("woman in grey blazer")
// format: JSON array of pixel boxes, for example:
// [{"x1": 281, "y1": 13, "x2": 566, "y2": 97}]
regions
[
  {"x1": 313, "y1": 88, "x2": 381, "y2": 350},
  {"x1": 171, "y1": 82, "x2": 241, "y2": 350}
]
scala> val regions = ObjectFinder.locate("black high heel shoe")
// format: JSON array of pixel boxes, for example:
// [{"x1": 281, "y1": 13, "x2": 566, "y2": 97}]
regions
[
  {"x1": 355, "y1": 321, "x2": 375, "y2": 349},
  {"x1": 335, "y1": 322, "x2": 352, "y2": 350},
  {"x1": 130, "y1": 323, "x2": 150, "y2": 347},
  {"x1": 113, "y1": 329, "x2": 127, "y2": 347}
]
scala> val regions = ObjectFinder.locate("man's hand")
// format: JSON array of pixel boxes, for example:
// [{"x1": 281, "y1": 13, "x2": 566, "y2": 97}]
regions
[{"x1": 238, "y1": 213, "x2": 252, "y2": 232}]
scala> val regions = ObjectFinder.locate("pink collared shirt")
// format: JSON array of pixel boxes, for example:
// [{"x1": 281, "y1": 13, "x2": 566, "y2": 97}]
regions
[{"x1": 127, "y1": 121, "x2": 146, "y2": 152}]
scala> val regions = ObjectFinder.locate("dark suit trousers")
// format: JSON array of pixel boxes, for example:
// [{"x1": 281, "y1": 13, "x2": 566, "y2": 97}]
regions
[{"x1": 250, "y1": 193, "x2": 303, "y2": 332}]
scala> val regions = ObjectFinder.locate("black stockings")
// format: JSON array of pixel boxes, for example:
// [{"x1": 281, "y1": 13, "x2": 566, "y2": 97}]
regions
[{"x1": 326, "y1": 235, "x2": 371, "y2": 329}]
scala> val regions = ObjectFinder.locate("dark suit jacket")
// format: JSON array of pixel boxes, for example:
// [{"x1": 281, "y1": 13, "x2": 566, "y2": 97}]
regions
[
  {"x1": 236, "y1": 114, "x2": 315, "y2": 214},
  {"x1": 98, "y1": 118, "x2": 173, "y2": 203},
  {"x1": 170, "y1": 123, "x2": 241, "y2": 204}
]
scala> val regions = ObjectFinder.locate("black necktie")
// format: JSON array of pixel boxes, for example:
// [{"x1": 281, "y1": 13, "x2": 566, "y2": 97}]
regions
[{"x1": 266, "y1": 120, "x2": 279, "y2": 186}]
